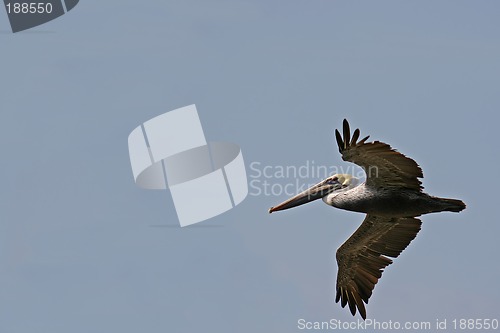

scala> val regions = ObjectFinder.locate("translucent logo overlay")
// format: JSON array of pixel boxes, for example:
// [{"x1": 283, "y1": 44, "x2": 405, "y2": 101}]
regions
[
  {"x1": 3, "y1": 0, "x2": 79, "y2": 33},
  {"x1": 128, "y1": 105, "x2": 248, "y2": 227}
]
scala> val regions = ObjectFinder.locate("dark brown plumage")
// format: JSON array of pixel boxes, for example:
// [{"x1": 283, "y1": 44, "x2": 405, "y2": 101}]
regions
[
  {"x1": 335, "y1": 216, "x2": 422, "y2": 319},
  {"x1": 336, "y1": 119, "x2": 423, "y2": 191}
]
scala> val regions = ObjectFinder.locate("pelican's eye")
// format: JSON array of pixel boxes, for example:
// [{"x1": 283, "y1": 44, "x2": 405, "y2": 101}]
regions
[{"x1": 325, "y1": 176, "x2": 339, "y2": 185}]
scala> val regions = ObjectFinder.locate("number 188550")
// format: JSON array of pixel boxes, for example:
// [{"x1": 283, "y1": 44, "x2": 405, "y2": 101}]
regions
[
  {"x1": 5, "y1": 2, "x2": 53, "y2": 14},
  {"x1": 452, "y1": 319, "x2": 498, "y2": 330}
]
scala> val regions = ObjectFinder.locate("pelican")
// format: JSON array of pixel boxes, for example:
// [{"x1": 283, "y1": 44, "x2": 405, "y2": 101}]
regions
[{"x1": 269, "y1": 119, "x2": 465, "y2": 319}]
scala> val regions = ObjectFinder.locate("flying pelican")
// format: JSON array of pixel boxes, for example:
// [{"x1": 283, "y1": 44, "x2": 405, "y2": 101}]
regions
[{"x1": 269, "y1": 119, "x2": 465, "y2": 319}]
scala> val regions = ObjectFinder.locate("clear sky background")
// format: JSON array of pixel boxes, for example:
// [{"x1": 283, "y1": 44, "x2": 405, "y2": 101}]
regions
[{"x1": 1, "y1": 1, "x2": 499, "y2": 332}]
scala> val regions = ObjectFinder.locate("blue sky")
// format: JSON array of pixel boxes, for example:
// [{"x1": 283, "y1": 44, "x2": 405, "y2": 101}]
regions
[{"x1": 1, "y1": 1, "x2": 499, "y2": 332}]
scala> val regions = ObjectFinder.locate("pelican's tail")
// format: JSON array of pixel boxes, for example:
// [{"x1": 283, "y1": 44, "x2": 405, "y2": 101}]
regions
[{"x1": 434, "y1": 197, "x2": 466, "y2": 213}]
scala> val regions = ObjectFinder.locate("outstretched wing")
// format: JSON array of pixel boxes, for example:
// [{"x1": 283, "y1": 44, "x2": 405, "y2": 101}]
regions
[
  {"x1": 335, "y1": 119, "x2": 423, "y2": 191},
  {"x1": 335, "y1": 215, "x2": 422, "y2": 319}
]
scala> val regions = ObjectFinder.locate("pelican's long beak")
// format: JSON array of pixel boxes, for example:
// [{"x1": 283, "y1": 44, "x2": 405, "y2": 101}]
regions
[{"x1": 268, "y1": 180, "x2": 341, "y2": 213}]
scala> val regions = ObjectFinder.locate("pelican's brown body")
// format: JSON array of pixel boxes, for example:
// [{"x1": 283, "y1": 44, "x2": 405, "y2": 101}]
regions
[{"x1": 326, "y1": 183, "x2": 465, "y2": 218}]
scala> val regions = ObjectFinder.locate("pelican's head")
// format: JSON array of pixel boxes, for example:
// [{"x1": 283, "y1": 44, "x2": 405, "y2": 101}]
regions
[{"x1": 269, "y1": 174, "x2": 358, "y2": 213}]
